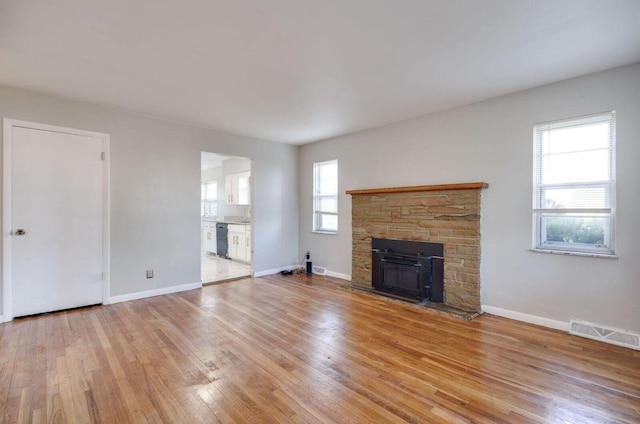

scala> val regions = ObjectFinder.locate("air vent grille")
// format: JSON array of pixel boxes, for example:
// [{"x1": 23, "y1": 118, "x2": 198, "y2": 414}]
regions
[
  {"x1": 312, "y1": 266, "x2": 326, "y2": 275},
  {"x1": 570, "y1": 320, "x2": 640, "y2": 350}
]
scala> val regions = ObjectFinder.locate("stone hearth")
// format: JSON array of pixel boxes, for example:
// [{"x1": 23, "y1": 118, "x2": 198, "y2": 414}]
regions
[{"x1": 347, "y1": 182, "x2": 488, "y2": 312}]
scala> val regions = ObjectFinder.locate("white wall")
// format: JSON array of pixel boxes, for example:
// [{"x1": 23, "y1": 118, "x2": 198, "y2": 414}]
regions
[
  {"x1": 0, "y1": 85, "x2": 299, "y2": 307},
  {"x1": 299, "y1": 63, "x2": 640, "y2": 333},
  {"x1": 223, "y1": 157, "x2": 251, "y2": 174},
  {"x1": 201, "y1": 167, "x2": 222, "y2": 184}
]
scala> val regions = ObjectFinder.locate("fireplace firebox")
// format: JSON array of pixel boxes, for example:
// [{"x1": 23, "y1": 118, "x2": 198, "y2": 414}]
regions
[{"x1": 371, "y1": 238, "x2": 444, "y2": 302}]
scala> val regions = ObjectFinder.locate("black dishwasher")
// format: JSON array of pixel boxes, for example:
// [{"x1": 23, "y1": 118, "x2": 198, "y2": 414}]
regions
[{"x1": 216, "y1": 223, "x2": 229, "y2": 258}]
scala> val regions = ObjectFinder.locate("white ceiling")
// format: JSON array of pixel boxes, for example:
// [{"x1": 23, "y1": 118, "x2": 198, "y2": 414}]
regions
[{"x1": 1, "y1": 1, "x2": 639, "y2": 145}]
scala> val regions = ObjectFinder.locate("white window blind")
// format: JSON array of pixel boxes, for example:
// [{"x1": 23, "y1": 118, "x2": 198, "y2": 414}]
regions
[
  {"x1": 533, "y1": 112, "x2": 615, "y2": 254},
  {"x1": 313, "y1": 159, "x2": 338, "y2": 233}
]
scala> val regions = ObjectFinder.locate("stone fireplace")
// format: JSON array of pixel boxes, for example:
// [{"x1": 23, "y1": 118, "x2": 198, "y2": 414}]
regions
[{"x1": 347, "y1": 182, "x2": 488, "y2": 312}]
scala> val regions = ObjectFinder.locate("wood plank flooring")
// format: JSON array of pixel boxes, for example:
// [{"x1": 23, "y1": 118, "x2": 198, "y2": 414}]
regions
[{"x1": 1, "y1": 274, "x2": 639, "y2": 423}]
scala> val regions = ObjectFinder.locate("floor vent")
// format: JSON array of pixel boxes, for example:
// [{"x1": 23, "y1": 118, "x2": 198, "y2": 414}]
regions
[
  {"x1": 569, "y1": 320, "x2": 640, "y2": 350},
  {"x1": 312, "y1": 266, "x2": 326, "y2": 275}
]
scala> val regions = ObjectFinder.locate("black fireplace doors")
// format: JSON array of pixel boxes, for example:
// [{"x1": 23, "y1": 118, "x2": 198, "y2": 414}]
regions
[{"x1": 371, "y1": 238, "x2": 444, "y2": 302}]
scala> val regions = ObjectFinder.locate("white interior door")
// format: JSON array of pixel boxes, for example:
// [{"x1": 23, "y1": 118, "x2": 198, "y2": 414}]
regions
[{"x1": 6, "y1": 122, "x2": 107, "y2": 318}]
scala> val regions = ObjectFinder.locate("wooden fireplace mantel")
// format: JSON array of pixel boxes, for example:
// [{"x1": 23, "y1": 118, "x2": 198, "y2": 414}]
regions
[{"x1": 346, "y1": 182, "x2": 488, "y2": 196}]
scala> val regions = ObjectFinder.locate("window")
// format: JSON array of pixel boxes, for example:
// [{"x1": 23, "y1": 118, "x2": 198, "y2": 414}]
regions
[
  {"x1": 313, "y1": 159, "x2": 338, "y2": 233},
  {"x1": 201, "y1": 181, "x2": 217, "y2": 217},
  {"x1": 533, "y1": 112, "x2": 615, "y2": 255}
]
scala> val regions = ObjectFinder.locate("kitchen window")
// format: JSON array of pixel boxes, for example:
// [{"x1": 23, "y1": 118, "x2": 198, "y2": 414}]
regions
[
  {"x1": 313, "y1": 159, "x2": 338, "y2": 233},
  {"x1": 201, "y1": 181, "x2": 218, "y2": 217},
  {"x1": 533, "y1": 112, "x2": 615, "y2": 255}
]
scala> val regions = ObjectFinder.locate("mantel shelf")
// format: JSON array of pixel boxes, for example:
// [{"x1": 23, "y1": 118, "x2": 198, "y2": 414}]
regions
[{"x1": 346, "y1": 182, "x2": 489, "y2": 196}]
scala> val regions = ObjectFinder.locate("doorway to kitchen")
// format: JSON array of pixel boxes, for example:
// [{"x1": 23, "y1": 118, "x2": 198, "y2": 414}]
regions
[{"x1": 201, "y1": 152, "x2": 252, "y2": 284}]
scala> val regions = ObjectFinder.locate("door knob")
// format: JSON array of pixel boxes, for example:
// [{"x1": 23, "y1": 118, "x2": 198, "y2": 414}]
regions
[{"x1": 14, "y1": 229, "x2": 26, "y2": 236}]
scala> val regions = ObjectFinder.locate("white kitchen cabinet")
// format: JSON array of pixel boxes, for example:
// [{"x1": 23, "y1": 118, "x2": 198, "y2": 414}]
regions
[
  {"x1": 225, "y1": 171, "x2": 251, "y2": 205},
  {"x1": 228, "y1": 223, "x2": 250, "y2": 262},
  {"x1": 202, "y1": 221, "x2": 217, "y2": 254}
]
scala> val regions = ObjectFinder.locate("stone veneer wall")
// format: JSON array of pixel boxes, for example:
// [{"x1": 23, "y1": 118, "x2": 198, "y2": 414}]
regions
[{"x1": 349, "y1": 184, "x2": 487, "y2": 312}]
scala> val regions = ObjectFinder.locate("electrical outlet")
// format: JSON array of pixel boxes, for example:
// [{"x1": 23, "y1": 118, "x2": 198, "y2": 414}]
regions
[{"x1": 146, "y1": 269, "x2": 154, "y2": 279}]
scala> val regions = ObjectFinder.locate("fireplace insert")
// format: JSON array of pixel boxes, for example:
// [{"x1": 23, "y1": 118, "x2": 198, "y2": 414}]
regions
[{"x1": 371, "y1": 238, "x2": 444, "y2": 302}]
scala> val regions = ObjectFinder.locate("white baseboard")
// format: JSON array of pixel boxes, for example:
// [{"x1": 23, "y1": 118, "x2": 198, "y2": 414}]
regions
[
  {"x1": 253, "y1": 265, "x2": 351, "y2": 281},
  {"x1": 109, "y1": 281, "x2": 202, "y2": 304},
  {"x1": 253, "y1": 266, "x2": 293, "y2": 278},
  {"x1": 325, "y1": 270, "x2": 351, "y2": 281},
  {"x1": 0, "y1": 315, "x2": 4, "y2": 323},
  {"x1": 481, "y1": 305, "x2": 569, "y2": 332}
]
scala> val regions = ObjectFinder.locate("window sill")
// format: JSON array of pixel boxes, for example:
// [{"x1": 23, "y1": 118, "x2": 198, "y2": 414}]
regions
[
  {"x1": 529, "y1": 248, "x2": 618, "y2": 259},
  {"x1": 313, "y1": 230, "x2": 338, "y2": 235}
]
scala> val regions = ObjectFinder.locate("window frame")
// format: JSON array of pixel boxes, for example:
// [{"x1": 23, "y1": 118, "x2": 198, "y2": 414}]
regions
[
  {"x1": 201, "y1": 180, "x2": 218, "y2": 217},
  {"x1": 532, "y1": 111, "x2": 616, "y2": 256},
  {"x1": 313, "y1": 159, "x2": 338, "y2": 234}
]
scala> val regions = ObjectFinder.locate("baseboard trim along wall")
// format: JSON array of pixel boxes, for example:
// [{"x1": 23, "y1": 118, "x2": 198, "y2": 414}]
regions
[
  {"x1": 325, "y1": 270, "x2": 351, "y2": 281},
  {"x1": 109, "y1": 282, "x2": 202, "y2": 304},
  {"x1": 253, "y1": 265, "x2": 352, "y2": 281},
  {"x1": 481, "y1": 305, "x2": 570, "y2": 332},
  {"x1": 253, "y1": 267, "x2": 290, "y2": 278}
]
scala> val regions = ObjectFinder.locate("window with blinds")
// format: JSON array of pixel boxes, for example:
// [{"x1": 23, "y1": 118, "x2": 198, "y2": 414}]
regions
[
  {"x1": 533, "y1": 112, "x2": 615, "y2": 255},
  {"x1": 313, "y1": 159, "x2": 338, "y2": 233}
]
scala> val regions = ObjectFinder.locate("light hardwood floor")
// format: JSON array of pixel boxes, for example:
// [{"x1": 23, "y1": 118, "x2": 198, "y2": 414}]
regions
[{"x1": 1, "y1": 274, "x2": 639, "y2": 423}]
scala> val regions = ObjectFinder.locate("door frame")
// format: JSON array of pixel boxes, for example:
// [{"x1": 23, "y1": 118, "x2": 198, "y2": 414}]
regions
[{"x1": 2, "y1": 119, "x2": 111, "y2": 322}]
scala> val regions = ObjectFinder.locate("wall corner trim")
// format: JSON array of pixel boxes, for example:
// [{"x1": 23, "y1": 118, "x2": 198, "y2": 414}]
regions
[
  {"x1": 109, "y1": 282, "x2": 202, "y2": 304},
  {"x1": 481, "y1": 305, "x2": 569, "y2": 332}
]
